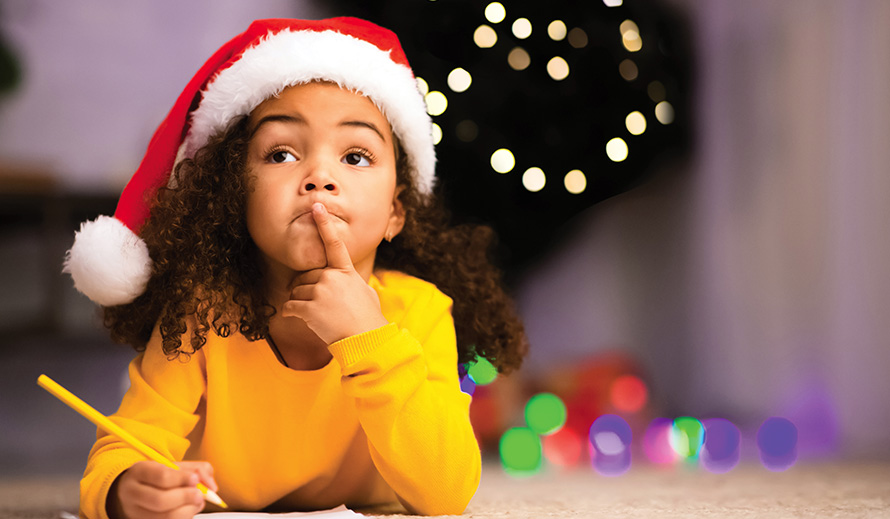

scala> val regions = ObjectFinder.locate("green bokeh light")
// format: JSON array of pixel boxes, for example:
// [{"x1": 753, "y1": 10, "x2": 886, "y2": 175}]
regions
[
  {"x1": 670, "y1": 417, "x2": 705, "y2": 458},
  {"x1": 524, "y1": 393, "x2": 567, "y2": 435},
  {"x1": 467, "y1": 357, "x2": 498, "y2": 385},
  {"x1": 499, "y1": 427, "x2": 543, "y2": 474}
]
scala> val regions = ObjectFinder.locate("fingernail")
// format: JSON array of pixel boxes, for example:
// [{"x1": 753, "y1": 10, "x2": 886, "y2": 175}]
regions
[
  {"x1": 313, "y1": 202, "x2": 325, "y2": 213},
  {"x1": 189, "y1": 473, "x2": 199, "y2": 486}
]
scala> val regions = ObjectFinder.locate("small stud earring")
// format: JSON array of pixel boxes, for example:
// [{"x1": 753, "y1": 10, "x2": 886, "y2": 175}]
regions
[{"x1": 384, "y1": 231, "x2": 393, "y2": 242}]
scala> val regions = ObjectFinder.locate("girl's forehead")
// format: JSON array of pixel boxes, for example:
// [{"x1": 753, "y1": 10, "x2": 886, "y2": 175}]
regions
[{"x1": 257, "y1": 82, "x2": 381, "y2": 115}]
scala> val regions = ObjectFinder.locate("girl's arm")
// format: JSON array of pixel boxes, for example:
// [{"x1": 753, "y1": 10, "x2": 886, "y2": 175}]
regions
[
  {"x1": 80, "y1": 325, "x2": 207, "y2": 519},
  {"x1": 328, "y1": 280, "x2": 481, "y2": 515}
]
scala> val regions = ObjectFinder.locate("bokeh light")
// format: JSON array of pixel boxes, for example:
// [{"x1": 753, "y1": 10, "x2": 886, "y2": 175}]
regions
[
  {"x1": 620, "y1": 20, "x2": 642, "y2": 52},
  {"x1": 757, "y1": 417, "x2": 798, "y2": 471},
  {"x1": 643, "y1": 418, "x2": 678, "y2": 465},
  {"x1": 456, "y1": 120, "x2": 479, "y2": 142},
  {"x1": 547, "y1": 20, "x2": 567, "y2": 41},
  {"x1": 567, "y1": 28, "x2": 588, "y2": 49},
  {"x1": 512, "y1": 18, "x2": 532, "y2": 39},
  {"x1": 415, "y1": 76, "x2": 429, "y2": 95},
  {"x1": 447, "y1": 67, "x2": 473, "y2": 93},
  {"x1": 625, "y1": 111, "x2": 647, "y2": 135},
  {"x1": 603, "y1": 0, "x2": 623, "y2": 6},
  {"x1": 563, "y1": 169, "x2": 587, "y2": 194},
  {"x1": 542, "y1": 426, "x2": 583, "y2": 468},
  {"x1": 474, "y1": 25, "x2": 498, "y2": 48},
  {"x1": 500, "y1": 427, "x2": 543, "y2": 475},
  {"x1": 424, "y1": 90, "x2": 448, "y2": 116},
  {"x1": 606, "y1": 137, "x2": 628, "y2": 162},
  {"x1": 431, "y1": 123, "x2": 442, "y2": 145},
  {"x1": 546, "y1": 57, "x2": 570, "y2": 81},
  {"x1": 590, "y1": 414, "x2": 633, "y2": 476},
  {"x1": 484, "y1": 2, "x2": 506, "y2": 24},
  {"x1": 525, "y1": 393, "x2": 567, "y2": 435},
  {"x1": 700, "y1": 418, "x2": 741, "y2": 473},
  {"x1": 507, "y1": 47, "x2": 531, "y2": 71},
  {"x1": 522, "y1": 167, "x2": 547, "y2": 192},
  {"x1": 459, "y1": 374, "x2": 476, "y2": 396},
  {"x1": 467, "y1": 357, "x2": 498, "y2": 385},
  {"x1": 655, "y1": 101, "x2": 675, "y2": 124},
  {"x1": 609, "y1": 374, "x2": 648, "y2": 413},
  {"x1": 490, "y1": 148, "x2": 516, "y2": 173},
  {"x1": 670, "y1": 417, "x2": 705, "y2": 460},
  {"x1": 648, "y1": 81, "x2": 666, "y2": 102},
  {"x1": 618, "y1": 59, "x2": 638, "y2": 81}
]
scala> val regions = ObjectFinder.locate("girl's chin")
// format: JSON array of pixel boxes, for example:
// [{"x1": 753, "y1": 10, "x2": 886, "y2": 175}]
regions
[{"x1": 285, "y1": 247, "x2": 329, "y2": 271}]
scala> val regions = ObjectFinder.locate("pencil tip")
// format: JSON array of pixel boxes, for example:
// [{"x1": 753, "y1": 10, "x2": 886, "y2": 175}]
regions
[{"x1": 205, "y1": 489, "x2": 228, "y2": 508}]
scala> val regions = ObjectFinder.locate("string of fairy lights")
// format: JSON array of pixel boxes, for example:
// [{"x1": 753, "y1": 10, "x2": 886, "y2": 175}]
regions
[{"x1": 413, "y1": 1, "x2": 678, "y2": 198}]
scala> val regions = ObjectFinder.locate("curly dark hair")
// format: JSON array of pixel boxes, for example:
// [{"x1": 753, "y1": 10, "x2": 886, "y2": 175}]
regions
[{"x1": 103, "y1": 115, "x2": 528, "y2": 373}]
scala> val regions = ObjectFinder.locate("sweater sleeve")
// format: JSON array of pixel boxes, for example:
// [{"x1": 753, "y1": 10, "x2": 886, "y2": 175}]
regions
[
  {"x1": 327, "y1": 285, "x2": 481, "y2": 515},
  {"x1": 79, "y1": 327, "x2": 207, "y2": 519}
]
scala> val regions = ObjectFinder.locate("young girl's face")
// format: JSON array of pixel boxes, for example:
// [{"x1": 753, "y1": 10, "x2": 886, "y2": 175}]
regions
[{"x1": 244, "y1": 82, "x2": 403, "y2": 282}]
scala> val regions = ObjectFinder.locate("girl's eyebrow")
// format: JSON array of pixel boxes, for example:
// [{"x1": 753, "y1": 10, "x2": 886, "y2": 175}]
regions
[
  {"x1": 339, "y1": 120, "x2": 387, "y2": 143},
  {"x1": 249, "y1": 113, "x2": 305, "y2": 139}
]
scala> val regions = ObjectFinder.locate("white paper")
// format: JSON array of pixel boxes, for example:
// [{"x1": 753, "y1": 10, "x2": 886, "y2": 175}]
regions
[{"x1": 197, "y1": 504, "x2": 364, "y2": 518}]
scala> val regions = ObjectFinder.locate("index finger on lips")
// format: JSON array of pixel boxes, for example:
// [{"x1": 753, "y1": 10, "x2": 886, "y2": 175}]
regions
[{"x1": 312, "y1": 202, "x2": 353, "y2": 269}]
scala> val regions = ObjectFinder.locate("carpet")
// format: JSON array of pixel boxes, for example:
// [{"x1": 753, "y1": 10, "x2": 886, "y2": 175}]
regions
[{"x1": 1, "y1": 461, "x2": 887, "y2": 518}]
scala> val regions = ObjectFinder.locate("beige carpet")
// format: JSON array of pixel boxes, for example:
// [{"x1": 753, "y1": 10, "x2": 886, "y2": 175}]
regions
[{"x1": 2, "y1": 461, "x2": 888, "y2": 518}]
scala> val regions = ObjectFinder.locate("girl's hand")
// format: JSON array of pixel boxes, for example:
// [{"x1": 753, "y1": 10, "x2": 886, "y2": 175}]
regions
[
  {"x1": 281, "y1": 203, "x2": 389, "y2": 344},
  {"x1": 107, "y1": 460, "x2": 218, "y2": 519}
]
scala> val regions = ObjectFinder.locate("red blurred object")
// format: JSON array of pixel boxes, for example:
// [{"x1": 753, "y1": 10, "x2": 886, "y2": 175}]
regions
[
  {"x1": 610, "y1": 374, "x2": 649, "y2": 413},
  {"x1": 542, "y1": 426, "x2": 584, "y2": 468}
]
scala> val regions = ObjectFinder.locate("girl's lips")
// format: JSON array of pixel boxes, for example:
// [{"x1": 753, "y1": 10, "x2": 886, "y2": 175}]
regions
[{"x1": 292, "y1": 209, "x2": 344, "y2": 223}]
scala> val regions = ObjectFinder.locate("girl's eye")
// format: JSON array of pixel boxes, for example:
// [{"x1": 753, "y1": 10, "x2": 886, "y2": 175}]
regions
[
  {"x1": 268, "y1": 150, "x2": 296, "y2": 164},
  {"x1": 343, "y1": 152, "x2": 371, "y2": 167}
]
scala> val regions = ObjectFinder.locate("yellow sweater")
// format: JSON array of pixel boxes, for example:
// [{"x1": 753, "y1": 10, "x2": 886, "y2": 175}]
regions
[{"x1": 79, "y1": 270, "x2": 481, "y2": 518}]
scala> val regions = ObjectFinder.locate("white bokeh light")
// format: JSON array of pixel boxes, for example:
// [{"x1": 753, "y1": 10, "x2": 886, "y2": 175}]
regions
[
  {"x1": 626, "y1": 111, "x2": 647, "y2": 135},
  {"x1": 606, "y1": 138, "x2": 629, "y2": 162},
  {"x1": 490, "y1": 148, "x2": 516, "y2": 173},
  {"x1": 424, "y1": 91, "x2": 448, "y2": 116},
  {"x1": 484, "y1": 2, "x2": 506, "y2": 24},
  {"x1": 447, "y1": 68, "x2": 473, "y2": 93},
  {"x1": 547, "y1": 57, "x2": 570, "y2": 81},
  {"x1": 512, "y1": 18, "x2": 532, "y2": 39},
  {"x1": 522, "y1": 167, "x2": 546, "y2": 192}
]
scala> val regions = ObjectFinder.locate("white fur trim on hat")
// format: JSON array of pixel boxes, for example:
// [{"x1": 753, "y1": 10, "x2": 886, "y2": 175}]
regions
[
  {"x1": 180, "y1": 28, "x2": 436, "y2": 194},
  {"x1": 63, "y1": 215, "x2": 152, "y2": 306}
]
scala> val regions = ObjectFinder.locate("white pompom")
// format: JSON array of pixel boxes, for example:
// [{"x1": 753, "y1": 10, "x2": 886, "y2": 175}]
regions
[{"x1": 63, "y1": 215, "x2": 152, "y2": 306}]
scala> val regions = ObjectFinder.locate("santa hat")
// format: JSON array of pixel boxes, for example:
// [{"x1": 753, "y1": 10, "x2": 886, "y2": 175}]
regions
[{"x1": 64, "y1": 17, "x2": 436, "y2": 307}]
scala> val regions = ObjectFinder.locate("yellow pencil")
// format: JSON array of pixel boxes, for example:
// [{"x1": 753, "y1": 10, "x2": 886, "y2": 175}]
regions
[{"x1": 37, "y1": 374, "x2": 227, "y2": 509}]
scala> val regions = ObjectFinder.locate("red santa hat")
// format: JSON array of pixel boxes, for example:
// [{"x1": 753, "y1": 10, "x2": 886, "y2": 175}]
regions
[{"x1": 64, "y1": 17, "x2": 436, "y2": 307}]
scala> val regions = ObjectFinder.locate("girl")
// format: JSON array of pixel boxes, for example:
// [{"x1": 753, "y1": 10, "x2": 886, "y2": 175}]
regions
[{"x1": 65, "y1": 17, "x2": 527, "y2": 519}]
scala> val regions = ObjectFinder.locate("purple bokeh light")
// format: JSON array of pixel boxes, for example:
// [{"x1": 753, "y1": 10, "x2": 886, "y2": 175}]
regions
[
  {"x1": 757, "y1": 417, "x2": 798, "y2": 471},
  {"x1": 589, "y1": 414, "x2": 633, "y2": 476},
  {"x1": 700, "y1": 418, "x2": 740, "y2": 473}
]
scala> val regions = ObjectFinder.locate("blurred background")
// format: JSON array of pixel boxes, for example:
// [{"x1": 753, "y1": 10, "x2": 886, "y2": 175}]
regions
[{"x1": 1, "y1": 0, "x2": 889, "y2": 479}]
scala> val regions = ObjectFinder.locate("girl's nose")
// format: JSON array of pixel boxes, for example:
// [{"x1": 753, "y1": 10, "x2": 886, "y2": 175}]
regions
[
  {"x1": 300, "y1": 165, "x2": 339, "y2": 194},
  {"x1": 303, "y1": 180, "x2": 337, "y2": 192}
]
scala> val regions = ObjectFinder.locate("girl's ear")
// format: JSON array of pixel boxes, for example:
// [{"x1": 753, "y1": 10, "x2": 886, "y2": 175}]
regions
[{"x1": 386, "y1": 185, "x2": 407, "y2": 240}]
